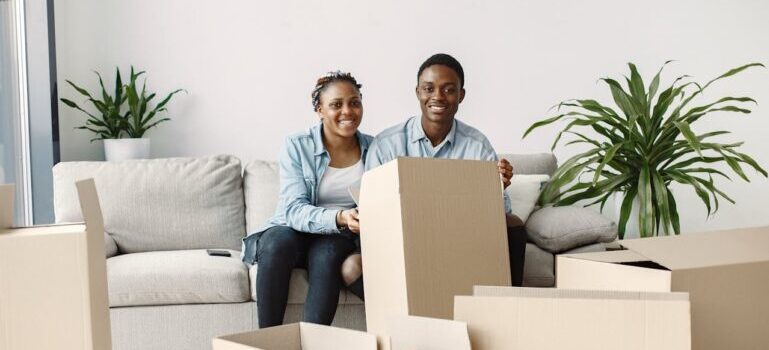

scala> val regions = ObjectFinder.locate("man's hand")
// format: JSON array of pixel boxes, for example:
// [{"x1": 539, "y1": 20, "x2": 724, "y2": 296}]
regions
[
  {"x1": 337, "y1": 208, "x2": 360, "y2": 234},
  {"x1": 498, "y1": 158, "x2": 514, "y2": 189}
]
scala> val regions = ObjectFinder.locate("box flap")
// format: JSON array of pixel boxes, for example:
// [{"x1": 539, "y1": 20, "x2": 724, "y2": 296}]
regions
[
  {"x1": 299, "y1": 322, "x2": 376, "y2": 349},
  {"x1": 621, "y1": 226, "x2": 769, "y2": 270},
  {"x1": 0, "y1": 184, "x2": 13, "y2": 229},
  {"x1": 387, "y1": 316, "x2": 471, "y2": 350},
  {"x1": 473, "y1": 286, "x2": 689, "y2": 301},
  {"x1": 396, "y1": 157, "x2": 502, "y2": 200},
  {"x1": 213, "y1": 323, "x2": 301, "y2": 350},
  {"x1": 560, "y1": 249, "x2": 651, "y2": 263}
]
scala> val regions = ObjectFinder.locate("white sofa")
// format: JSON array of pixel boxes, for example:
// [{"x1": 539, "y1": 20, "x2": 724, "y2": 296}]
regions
[{"x1": 52, "y1": 153, "x2": 615, "y2": 350}]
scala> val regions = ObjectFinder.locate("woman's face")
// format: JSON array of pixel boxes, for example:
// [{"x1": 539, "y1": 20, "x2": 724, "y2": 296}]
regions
[{"x1": 317, "y1": 81, "x2": 363, "y2": 139}]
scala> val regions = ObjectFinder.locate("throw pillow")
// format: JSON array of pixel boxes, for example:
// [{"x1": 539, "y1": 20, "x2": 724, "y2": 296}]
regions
[
  {"x1": 526, "y1": 206, "x2": 617, "y2": 253},
  {"x1": 505, "y1": 174, "x2": 550, "y2": 223}
]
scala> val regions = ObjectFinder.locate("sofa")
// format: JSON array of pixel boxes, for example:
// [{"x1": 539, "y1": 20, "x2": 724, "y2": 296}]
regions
[{"x1": 52, "y1": 153, "x2": 616, "y2": 350}]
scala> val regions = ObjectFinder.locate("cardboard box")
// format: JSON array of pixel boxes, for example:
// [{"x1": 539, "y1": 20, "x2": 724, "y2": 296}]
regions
[
  {"x1": 454, "y1": 286, "x2": 691, "y2": 350},
  {"x1": 212, "y1": 322, "x2": 377, "y2": 350},
  {"x1": 556, "y1": 226, "x2": 769, "y2": 350},
  {"x1": 0, "y1": 180, "x2": 111, "y2": 350},
  {"x1": 359, "y1": 158, "x2": 511, "y2": 346},
  {"x1": 387, "y1": 315, "x2": 471, "y2": 350}
]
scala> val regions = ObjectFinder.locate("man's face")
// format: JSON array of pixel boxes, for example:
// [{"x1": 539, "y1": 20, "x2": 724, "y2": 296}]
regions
[{"x1": 416, "y1": 64, "x2": 465, "y2": 125}]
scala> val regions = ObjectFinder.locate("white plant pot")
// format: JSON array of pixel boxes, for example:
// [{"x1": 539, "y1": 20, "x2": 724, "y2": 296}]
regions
[
  {"x1": 613, "y1": 192, "x2": 640, "y2": 239},
  {"x1": 103, "y1": 138, "x2": 151, "y2": 161}
]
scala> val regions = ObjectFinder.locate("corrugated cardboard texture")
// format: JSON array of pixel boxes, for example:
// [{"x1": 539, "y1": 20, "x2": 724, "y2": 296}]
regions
[
  {"x1": 474, "y1": 286, "x2": 688, "y2": 301},
  {"x1": 0, "y1": 184, "x2": 13, "y2": 229},
  {"x1": 0, "y1": 179, "x2": 111, "y2": 350},
  {"x1": 387, "y1": 315, "x2": 471, "y2": 350},
  {"x1": 212, "y1": 323, "x2": 376, "y2": 350},
  {"x1": 360, "y1": 158, "x2": 511, "y2": 347},
  {"x1": 455, "y1": 292, "x2": 691, "y2": 350}
]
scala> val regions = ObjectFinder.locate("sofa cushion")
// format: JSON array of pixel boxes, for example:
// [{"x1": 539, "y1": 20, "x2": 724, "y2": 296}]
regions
[
  {"x1": 526, "y1": 206, "x2": 617, "y2": 253},
  {"x1": 53, "y1": 155, "x2": 245, "y2": 253},
  {"x1": 248, "y1": 265, "x2": 362, "y2": 305},
  {"x1": 498, "y1": 153, "x2": 558, "y2": 176},
  {"x1": 107, "y1": 249, "x2": 249, "y2": 307},
  {"x1": 243, "y1": 160, "x2": 280, "y2": 233},
  {"x1": 505, "y1": 174, "x2": 550, "y2": 223}
]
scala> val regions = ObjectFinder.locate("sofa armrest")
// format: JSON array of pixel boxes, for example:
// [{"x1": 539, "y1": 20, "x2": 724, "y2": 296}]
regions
[
  {"x1": 105, "y1": 232, "x2": 118, "y2": 258},
  {"x1": 525, "y1": 205, "x2": 617, "y2": 253}
]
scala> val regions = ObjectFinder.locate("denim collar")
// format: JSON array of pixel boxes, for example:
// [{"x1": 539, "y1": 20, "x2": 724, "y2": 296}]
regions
[
  {"x1": 409, "y1": 116, "x2": 457, "y2": 145},
  {"x1": 311, "y1": 122, "x2": 370, "y2": 157}
]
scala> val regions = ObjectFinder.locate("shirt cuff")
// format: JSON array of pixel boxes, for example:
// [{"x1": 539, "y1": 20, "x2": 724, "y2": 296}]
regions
[{"x1": 324, "y1": 209, "x2": 342, "y2": 234}]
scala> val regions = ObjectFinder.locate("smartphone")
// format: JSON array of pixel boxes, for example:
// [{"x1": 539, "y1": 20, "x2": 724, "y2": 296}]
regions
[{"x1": 206, "y1": 249, "x2": 232, "y2": 257}]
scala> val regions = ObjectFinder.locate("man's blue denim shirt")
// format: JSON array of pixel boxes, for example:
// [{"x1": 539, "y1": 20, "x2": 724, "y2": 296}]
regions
[{"x1": 366, "y1": 116, "x2": 512, "y2": 213}]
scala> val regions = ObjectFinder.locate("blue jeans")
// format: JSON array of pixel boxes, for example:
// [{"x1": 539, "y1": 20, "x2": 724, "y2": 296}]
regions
[{"x1": 243, "y1": 226, "x2": 356, "y2": 328}]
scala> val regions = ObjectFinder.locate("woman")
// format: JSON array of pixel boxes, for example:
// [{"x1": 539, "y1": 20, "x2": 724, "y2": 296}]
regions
[{"x1": 242, "y1": 71, "x2": 370, "y2": 327}]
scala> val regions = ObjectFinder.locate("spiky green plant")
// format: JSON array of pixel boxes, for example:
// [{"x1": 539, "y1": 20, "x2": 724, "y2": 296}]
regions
[
  {"x1": 124, "y1": 66, "x2": 185, "y2": 138},
  {"x1": 524, "y1": 62, "x2": 767, "y2": 238},
  {"x1": 60, "y1": 68, "x2": 127, "y2": 141}
]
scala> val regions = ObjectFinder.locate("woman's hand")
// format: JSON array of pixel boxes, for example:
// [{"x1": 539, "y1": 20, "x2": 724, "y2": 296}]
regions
[
  {"x1": 337, "y1": 208, "x2": 360, "y2": 234},
  {"x1": 498, "y1": 158, "x2": 514, "y2": 189}
]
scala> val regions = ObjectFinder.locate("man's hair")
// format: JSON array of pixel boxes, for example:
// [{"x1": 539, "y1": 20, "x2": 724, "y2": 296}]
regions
[
  {"x1": 311, "y1": 71, "x2": 362, "y2": 111},
  {"x1": 417, "y1": 53, "x2": 465, "y2": 88}
]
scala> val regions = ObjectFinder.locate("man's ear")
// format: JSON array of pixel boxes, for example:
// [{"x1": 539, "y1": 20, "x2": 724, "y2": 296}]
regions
[
  {"x1": 458, "y1": 88, "x2": 466, "y2": 104},
  {"x1": 415, "y1": 85, "x2": 420, "y2": 98}
]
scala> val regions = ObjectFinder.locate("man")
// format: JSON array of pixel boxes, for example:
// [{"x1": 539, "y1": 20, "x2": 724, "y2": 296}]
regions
[{"x1": 365, "y1": 53, "x2": 526, "y2": 285}]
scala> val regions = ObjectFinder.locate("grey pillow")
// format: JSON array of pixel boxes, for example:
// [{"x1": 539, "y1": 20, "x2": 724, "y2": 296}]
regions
[
  {"x1": 526, "y1": 206, "x2": 617, "y2": 253},
  {"x1": 105, "y1": 232, "x2": 118, "y2": 258}
]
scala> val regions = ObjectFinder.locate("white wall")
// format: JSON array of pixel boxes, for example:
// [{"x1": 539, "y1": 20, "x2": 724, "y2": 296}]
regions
[{"x1": 54, "y1": 0, "x2": 769, "y2": 233}]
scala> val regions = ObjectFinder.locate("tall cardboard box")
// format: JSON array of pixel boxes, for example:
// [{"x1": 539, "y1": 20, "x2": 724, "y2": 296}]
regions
[
  {"x1": 212, "y1": 322, "x2": 377, "y2": 349},
  {"x1": 454, "y1": 286, "x2": 691, "y2": 350},
  {"x1": 0, "y1": 180, "x2": 111, "y2": 350},
  {"x1": 556, "y1": 226, "x2": 769, "y2": 350},
  {"x1": 359, "y1": 157, "x2": 511, "y2": 346}
]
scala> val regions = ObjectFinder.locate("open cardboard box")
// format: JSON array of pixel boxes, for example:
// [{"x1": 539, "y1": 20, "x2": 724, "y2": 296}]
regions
[
  {"x1": 212, "y1": 322, "x2": 376, "y2": 350},
  {"x1": 454, "y1": 286, "x2": 691, "y2": 350},
  {"x1": 0, "y1": 180, "x2": 111, "y2": 350},
  {"x1": 556, "y1": 226, "x2": 769, "y2": 350},
  {"x1": 358, "y1": 157, "x2": 511, "y2": 347}
]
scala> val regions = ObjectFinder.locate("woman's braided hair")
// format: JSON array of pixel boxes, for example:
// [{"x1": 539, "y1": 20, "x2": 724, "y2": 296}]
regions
[{"x1": 311, "y1": 71, "x2": 362, "y2": 111}]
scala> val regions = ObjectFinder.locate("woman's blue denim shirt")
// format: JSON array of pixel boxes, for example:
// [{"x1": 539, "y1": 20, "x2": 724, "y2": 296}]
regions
[{"x1": 242, "y1": 123, "x2": 372, "y2": 262}]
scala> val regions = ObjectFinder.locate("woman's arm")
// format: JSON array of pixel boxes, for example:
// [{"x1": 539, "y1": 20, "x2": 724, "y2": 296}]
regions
[{"x1": 279, "y1": 137, "x2": 341, "y2": 234}]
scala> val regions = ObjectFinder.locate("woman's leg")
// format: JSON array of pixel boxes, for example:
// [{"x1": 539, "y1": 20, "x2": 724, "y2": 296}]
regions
[
  {"x1": 302, "y1": 235, "x2": 356, "y2": 325},
  {"x1": 341, "y1": 253, "x2": 364, "y2": 301},
  {"x1": 255, "y1": 226, "x2": 308, "y2": 328}
]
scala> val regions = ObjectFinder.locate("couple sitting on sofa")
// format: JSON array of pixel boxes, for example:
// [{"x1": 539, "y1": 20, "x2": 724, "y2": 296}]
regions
[{"x1": 241, "y1": 53, "x2": 527, "y2": 329}]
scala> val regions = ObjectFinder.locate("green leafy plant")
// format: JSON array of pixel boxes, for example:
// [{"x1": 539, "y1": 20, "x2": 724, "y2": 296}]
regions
[
  {"x1": 524, "y1": 62, "x2": 767, "y2": 238},
  {"x1": 124, "y1": 67, "x2": 185, "y2": 138},
  {"x1": 60, "y1": 68, "x2": 127, "y2": 141}
]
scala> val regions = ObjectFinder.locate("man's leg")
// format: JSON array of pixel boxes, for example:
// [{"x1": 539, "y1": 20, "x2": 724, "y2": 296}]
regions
[
  {"x1": 303, "y1": 235, "x2": 356, "y2": 325},
  {"x1": 255, "y1": 226, "x2": 308, "y2": 328},
  {"x1": 507, "y1": 225, "x2": 527, "y2": 286}
]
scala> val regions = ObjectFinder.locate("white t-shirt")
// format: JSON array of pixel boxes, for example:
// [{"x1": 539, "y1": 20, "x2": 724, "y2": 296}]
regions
[{"x1": 316, "y1": 159, "x2": 364, "y2": 210}]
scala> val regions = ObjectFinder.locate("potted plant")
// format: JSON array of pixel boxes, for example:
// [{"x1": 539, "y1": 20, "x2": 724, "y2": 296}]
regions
[
  {"x1": 524, "y1": 62, "x2": 767, "y2": 238},
  {"x1": 60, "y1": 67, "x2": 184, "y2": 161}
]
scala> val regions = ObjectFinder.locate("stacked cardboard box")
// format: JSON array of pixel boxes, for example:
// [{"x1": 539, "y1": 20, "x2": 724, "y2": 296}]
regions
[
  {"x1": 557, "y1": 227, "x2": 769, "y2": 350},
  {"x1": 0, "y1": 180, "x2": 111, "y2": 350}
]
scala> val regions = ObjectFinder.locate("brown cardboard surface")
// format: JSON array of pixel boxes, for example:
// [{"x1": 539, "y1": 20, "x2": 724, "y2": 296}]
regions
[
  {"x1": 212, "y1": 322, "x2": 377, "y2": 350},
  {"x1": 359, "y1": 158, "x2": 511, "y2": 347},
  {"x1": 556, "y1": 226, "x2": 769, "y2": 350},
  {"x1": 455, "y1": 287, "x2": 691, "y2": 350},
  {"x1": 0, "y1": 184, "x2": 13, "y2": 229},
  {"x1": 0, "y1": 179, "x2": 111, "y2": 350},
  {"x1": 387, "y1": 315, "x2": 471, "y2": 350}
]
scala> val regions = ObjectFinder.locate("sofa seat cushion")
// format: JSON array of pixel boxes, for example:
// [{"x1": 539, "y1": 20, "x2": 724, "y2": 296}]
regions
[
  {"x1": 248, "y1": 265, "x2": 362, "y2": 305},
  {"x1": 522, "y1": 243, "x2": 555, "y2": 287},
  {"x1": 108, "y1": 249, "x2": 249, "y2": 307}
]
